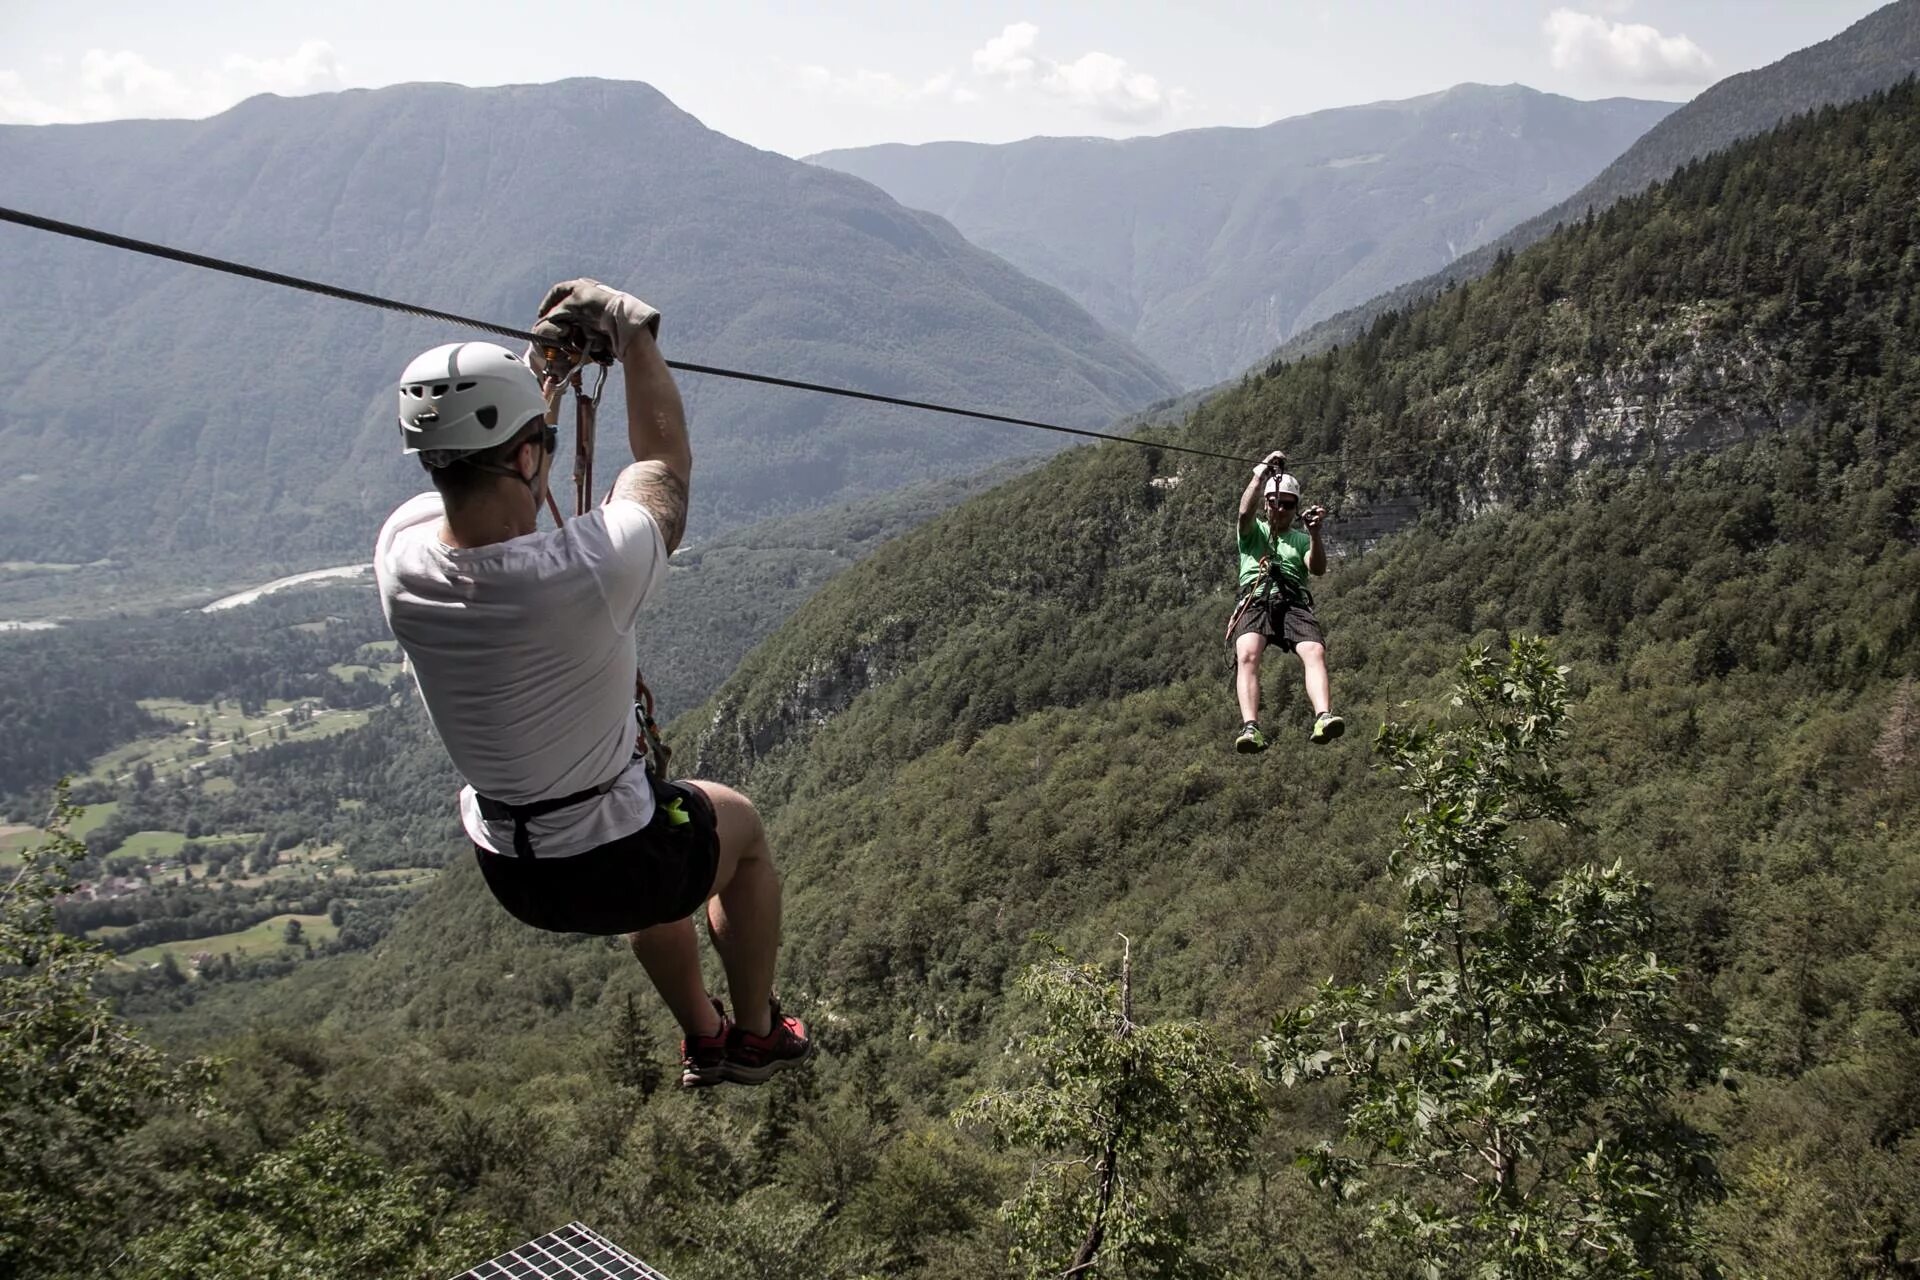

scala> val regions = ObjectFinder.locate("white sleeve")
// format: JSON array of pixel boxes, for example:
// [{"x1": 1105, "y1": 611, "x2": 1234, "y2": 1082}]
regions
[{"x1": 577, "y1": 498, "x2": 669, "y2": 634}]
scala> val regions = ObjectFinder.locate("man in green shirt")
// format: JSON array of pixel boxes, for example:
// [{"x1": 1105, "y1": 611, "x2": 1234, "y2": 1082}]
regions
[{"x1": 1230, "y1": 450, "x2": 1343, "y2": 753}]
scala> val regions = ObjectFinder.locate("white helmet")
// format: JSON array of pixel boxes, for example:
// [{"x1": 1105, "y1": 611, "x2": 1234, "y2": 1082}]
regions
[
  {"x1": 397, "y1": 342, "x2": 548, "y2": 465},
  {"x1": 1263, "y1": 472, "x2": 1302, "y2": 500}
]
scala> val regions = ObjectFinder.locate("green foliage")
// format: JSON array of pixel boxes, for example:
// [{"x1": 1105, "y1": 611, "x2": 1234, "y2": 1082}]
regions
[
  {"x1": 641, "y1": 459, "x2": 1037, "y2": 718},
  {"x1": 0, "y1": 784, "x2": 213, "y2": 1277},
  {"x1": 1262, "y1": 639, "x2": 1726, "y2": 1277},
  {"x1": 961, "y1": 943, "x2": 1263, "y2": 1278},
  {"x1": 119, "y1": 1115, "x2": 502, "y2": 1280}
]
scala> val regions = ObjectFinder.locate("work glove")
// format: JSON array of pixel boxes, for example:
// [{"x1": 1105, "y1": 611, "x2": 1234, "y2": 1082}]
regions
[{"x1": 531, "y1": 278, "x2": 662, "y2": 366}]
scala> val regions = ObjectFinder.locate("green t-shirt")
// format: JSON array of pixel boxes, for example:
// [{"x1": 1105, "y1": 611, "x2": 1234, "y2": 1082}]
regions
[{"x1": 1237, "y1": 516, "x2": 1311, "y2": 593}]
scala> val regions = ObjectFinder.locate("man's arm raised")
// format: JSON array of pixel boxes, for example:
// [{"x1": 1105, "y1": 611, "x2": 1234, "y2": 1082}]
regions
[
  {"x1": 531, "y1": 278, "x2": 692, "y2": 554},
  {"x1": 1239, "y1": 449, "x2": 1287, "y2": 530},
  {"x1": 609, "y1": 326, "x2": 691, "y2": 553}
]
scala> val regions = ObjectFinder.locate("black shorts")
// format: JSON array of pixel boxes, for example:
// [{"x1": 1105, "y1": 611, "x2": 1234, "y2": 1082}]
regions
[
  {"x1": 1229, "y1": 597, "x2": 1325, "y2": 653},
  {"x1": 474, "y1": 778, "x2": 721, "y2": 935}
]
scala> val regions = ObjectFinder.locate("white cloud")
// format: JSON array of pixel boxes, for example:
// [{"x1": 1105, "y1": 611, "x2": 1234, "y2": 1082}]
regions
[
  {"x1": 0, "y1": 40, "x2": 344, "y2": 125},
  {"x1": 1042, "y1": 51, "x2": 1176, "y2": 123},
  {"x1": 795, "y1": 63, "x2": 973, "y2": 108},
  {"x1": 793, "y1": 22, "x2": 1184, "y2": 126},
  {"x1": 222, "y1": 41, "x2": 343, "y2": 97},
  {"x1": 0, "y1": 71, "x2": 66, "y2": 125},
  {"x1": 972, "y1": 22, "x2": 1040, "y2": 79},
  {"x1": 1544, "y1": 9, "x2": 1713, "y2": 85},
  {"x1": 969, "y1": 23, "x2": 1186, "y2": 123}
]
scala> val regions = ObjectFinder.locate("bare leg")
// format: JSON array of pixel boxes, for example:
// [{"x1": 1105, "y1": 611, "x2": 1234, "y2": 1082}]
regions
[
  {"x1": 1296, "y1": 640, "x2": 1331, "y2": 716},
  {"x1": 687, "y1": 780, "x2": 780, "y2": 1037},
  {"x1": 627, "y1": 917, "x2": 722, "y2": 1038},
  {"x1": 1235, "y1": 632, "x2": 1267, "y2": 723}
]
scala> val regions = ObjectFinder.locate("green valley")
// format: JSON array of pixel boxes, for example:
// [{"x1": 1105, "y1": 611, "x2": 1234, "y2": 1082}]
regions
[{"x1": 6, "y1": 59, "x2": 1920, "y2": 1280}]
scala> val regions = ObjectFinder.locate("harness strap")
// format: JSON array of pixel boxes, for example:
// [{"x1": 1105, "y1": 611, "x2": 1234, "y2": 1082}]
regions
[
  {"x1": 539, "y1": 345, "x2": 674, "y2": 782},
  {"x1": 635, "y1": 673, "x2": 671, "y2": 779},
  {"x1": 475, "y1": 771, "x2": 624, "y2": 858},
  {"x1": 1226, "y1": 555, "x2": 1314, "y2": 642}
]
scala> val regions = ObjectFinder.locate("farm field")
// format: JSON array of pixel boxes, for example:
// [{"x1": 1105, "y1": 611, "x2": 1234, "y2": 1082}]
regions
[
  {"x1": 329, "y1": 637, "x2": 406, "y2": 682},
  {"x1": 108, "y1": 829, "x2": 190, "y2": 860},
  {"x1": 81, "y1": 698, "x2": 373, "y2": 787},
  {"x1": 120, "y1": 912, "x2": 341, "y2": 970},
  {"x1": 1, "y1": 800, "x2": 120, "y2": 866}
]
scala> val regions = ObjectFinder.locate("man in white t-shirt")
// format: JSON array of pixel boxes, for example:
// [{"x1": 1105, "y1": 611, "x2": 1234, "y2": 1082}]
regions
[{"x1": 374, "y1": 279, "x2": 813, "y2": 1088}]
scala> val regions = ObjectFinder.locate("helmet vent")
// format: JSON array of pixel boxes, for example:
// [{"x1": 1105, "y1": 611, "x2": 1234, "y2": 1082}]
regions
[
  {"x1": 408, "y1": 385, "x2": 425, "y2": 398},
  {"x1": 455, "y1": 381, "x2": 476, "y2": 392},
  {"x1": 432, "y1": 383, "x2": 449, "y2": 396},
  {"x1": 476, "y1": 406, "x2": 499, "y2": 431}
]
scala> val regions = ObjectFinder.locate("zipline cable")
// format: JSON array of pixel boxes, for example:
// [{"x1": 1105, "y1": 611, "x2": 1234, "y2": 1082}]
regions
[{"x1": 0, "y1": 204, "x2": 1262, "y2": 466}]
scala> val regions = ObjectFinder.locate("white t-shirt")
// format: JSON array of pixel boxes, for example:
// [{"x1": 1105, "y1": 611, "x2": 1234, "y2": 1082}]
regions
[{"x1": 374, "y1": 492, "x2": 670, "y2": 858}]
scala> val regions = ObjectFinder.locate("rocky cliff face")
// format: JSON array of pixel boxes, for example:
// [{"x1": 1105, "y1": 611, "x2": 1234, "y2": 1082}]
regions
[{"x1": 695, "y1": 637, "x2": 902, "y2": 781}]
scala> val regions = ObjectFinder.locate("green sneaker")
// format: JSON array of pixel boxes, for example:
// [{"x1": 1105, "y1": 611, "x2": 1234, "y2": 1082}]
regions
[
  {"x1": 1310, "y1": 712, "x2": 1346, "y2": 744},
  {"x1": 1234, "y1": 722, "x2": 1269, "y2": 754}
]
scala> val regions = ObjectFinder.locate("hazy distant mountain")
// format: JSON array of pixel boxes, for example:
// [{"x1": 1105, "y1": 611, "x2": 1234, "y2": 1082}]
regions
[
  {"x1": 1266, "y1": 0, "x2": 1920, "y2": 368},
  {"x1": 0, "y1": 79, "x2": 1176, "y2": 570},
  {"x1": 810, "y1": 84, "x2": 1674, "y2": 387}
]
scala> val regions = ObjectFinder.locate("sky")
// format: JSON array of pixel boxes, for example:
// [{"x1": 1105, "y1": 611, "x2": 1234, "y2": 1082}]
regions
[{"x1": 0, "y1": 1, "x2": 1891, "y2": 157}]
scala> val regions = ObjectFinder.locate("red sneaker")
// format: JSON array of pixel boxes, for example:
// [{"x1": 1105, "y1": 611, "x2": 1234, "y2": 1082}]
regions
[
  {"x1": 722, "y1": 998, "x2": 816, "y2": 1084},
  {"x1": 679, "y1": 997, "x2": 732, "y2": 1089}
]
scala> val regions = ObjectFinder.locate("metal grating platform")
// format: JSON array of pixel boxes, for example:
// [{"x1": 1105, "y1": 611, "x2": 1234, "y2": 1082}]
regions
[{"x1": 452, "y1": 1221, "x2": 673, "y2": 1280}]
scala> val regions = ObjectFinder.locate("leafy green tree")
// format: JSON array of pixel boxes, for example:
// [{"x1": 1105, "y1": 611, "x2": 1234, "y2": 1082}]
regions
[
  {"x1": 1, "y1": 784, "x2": 212, "y2": 1277},
  {"x1": 1261, "y1": 638, "x2": 1727, "y2": 1278},
  {"x1": 960, "y1": 940, "x2": 1264, "y2": 1278},
  {"x1": 121, "y1": 1115, "x2": 502, "y2": 1280}
]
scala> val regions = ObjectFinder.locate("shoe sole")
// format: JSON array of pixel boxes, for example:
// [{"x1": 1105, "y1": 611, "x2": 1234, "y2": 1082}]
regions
[
  {"x1": 679, "y1": 1064, "x2": 727, "y2": 1089},
  {"x1": 1234, "y1": 738, "x2": 1267, "y2": 754},
  {"x1": 1311, "y1": 719, "x2": 1346, "y2": 744},
  {"x1": 719, "y1": 1040, "x2": 818, "y2": 1085}
]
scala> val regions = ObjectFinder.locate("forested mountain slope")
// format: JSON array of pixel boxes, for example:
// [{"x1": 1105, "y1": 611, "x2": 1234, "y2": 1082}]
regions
[
  {"x1": 0, "y1": 78, "x2": 1174, "y2": 575},
  {"x1": 638, "y1": 458, "x2": 1036, "y2": 720},
  {"x1": 100, "y1": 86, "x2": 1920, "y2": 1277},
  {"x1": 811, "y1": 84, "x2": 1672, "y2": 387},
  {"x1": 1267, "y1": 0, "x2": 1920, "y2": 368}
]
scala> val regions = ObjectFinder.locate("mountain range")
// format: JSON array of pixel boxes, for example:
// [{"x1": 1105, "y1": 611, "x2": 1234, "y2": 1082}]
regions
[
  {"x1": 0, "y1": 78, "x2": 1176, "y2": 573},
  {"x1": 811, "y1": 83, "x2": 1676, "y2": 387},
  {"x1": 1266, "y1": 0, "x2": 1920, "y2": 367}
]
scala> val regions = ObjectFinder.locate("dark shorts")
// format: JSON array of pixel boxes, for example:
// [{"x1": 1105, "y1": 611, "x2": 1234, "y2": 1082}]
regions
[
  {"x1": 1229, "y1": 597, "x2": 1326, "y2": 653},
  {"x1": 474, "y1": 778, "x2": 721, "y2": 935}
]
